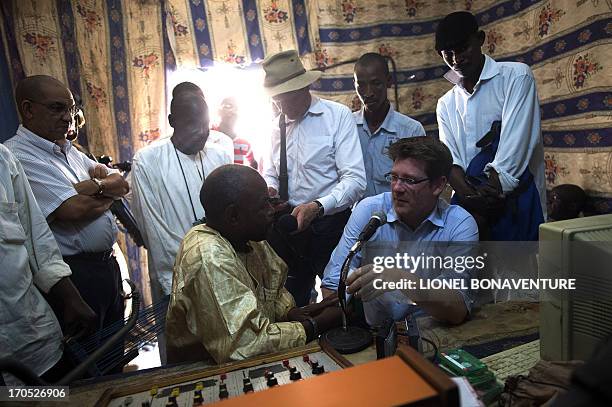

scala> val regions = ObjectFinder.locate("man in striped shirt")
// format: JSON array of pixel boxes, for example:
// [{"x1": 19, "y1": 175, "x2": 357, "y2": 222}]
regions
[{"x1": 4, "y1": 76, "x2": 129, "y2": 372}]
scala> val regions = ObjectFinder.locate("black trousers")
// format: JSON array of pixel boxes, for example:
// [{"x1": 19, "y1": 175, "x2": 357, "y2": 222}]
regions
[
  {"x1": 268, "y1": 209, "x2": 351, "y2": 307},
  {"x1": 60, "y1": 252, "x2": 125, "y2": 375}
]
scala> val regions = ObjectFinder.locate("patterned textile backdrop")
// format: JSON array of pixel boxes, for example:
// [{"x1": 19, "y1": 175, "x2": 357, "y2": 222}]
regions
[{"x1": 1, "y1": 0, "x2": 610, "y2": 302}]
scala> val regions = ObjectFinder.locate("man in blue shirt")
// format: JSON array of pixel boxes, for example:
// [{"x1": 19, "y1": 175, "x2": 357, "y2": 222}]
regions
[
  {"x1": 353, "y1": 53, "x2": 426, "y2": 198},
  {"x1": 321, "y1": 137, "x2": 478, "y2": 325}
]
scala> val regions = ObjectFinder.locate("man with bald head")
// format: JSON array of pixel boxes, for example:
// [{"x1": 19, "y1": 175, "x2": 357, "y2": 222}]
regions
[
  {"x1": 165, "y1": 164, "x2": 341, "y2": 364},
  {"x1": 131, "y1": 89, "x2": 231, "y2": 362},
  {"x1": 4, "y1": 75, "x2": 129, "y2": 369}
]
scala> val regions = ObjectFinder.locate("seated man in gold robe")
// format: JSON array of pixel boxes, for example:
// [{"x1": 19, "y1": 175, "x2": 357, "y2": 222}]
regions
[{"x1": 165, "y1": 164, "x2": 341, "y2": 364}]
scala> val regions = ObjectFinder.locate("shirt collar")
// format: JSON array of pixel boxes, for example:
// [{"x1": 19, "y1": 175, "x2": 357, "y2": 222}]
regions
[
  {"x1": 306, "y1": 96, "x2": 324, "y2": 116},
  {"x1": 443, "y1": 54, "x2": 499, "y2": 87},
  {"x1": 285, "y1": 96, "x2": 323, "y2": 124},
  {"x1": 355, "y1": 104, "x2": 398, "y2": 134},
  {"x1": 387, "y1": 197, "x2": 447, "y2": 229},
  {"x1": 17, "y1": 124, "x2": 72, "y2": 155}
]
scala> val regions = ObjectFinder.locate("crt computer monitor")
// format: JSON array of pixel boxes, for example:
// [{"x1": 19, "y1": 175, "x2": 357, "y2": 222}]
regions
[{"x1": 539, "y1": 214, "x2": 612, "y2": 361}]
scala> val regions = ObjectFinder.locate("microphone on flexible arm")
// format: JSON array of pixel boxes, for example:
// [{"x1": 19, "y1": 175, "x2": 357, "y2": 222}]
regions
[
  {"x1": 341, "y1": 211, "x2": 387, "y2": 317},
  {"x1": 350, "y1": 211, "x2": 387, "y2": 253},
  {"x1": 324, "y1": 211, "x2": 387, "y2": 354}
]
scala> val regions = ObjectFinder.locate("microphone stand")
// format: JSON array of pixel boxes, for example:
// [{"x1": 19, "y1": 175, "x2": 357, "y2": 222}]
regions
[
  {"x1": 323, "y1": 240, "x2": 372, "y2": 354},
  {"x1": 338, "y1": 242, "x2": 362, "y2": 330}
]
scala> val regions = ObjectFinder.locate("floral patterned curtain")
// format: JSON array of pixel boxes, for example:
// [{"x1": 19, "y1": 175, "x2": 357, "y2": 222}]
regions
[
  {"x1": 1, "y1": 0, "x2": 610, "y2": 302},
  {"x1": 313, "y1": 0, "x2": 612, "y2": 215}
]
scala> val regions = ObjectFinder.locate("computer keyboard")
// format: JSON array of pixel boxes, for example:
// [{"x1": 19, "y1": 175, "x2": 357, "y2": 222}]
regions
[{"x1": 481, "y1": 340, "x2": 540, "y2": 381}]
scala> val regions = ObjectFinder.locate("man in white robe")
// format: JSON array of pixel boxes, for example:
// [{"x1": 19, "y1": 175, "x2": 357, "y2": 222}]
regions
[{"x1": 131, "y1": 92, "x2": 231, "y2": 361}]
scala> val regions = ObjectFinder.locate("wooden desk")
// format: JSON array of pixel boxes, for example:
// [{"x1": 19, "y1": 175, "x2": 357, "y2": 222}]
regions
[
  {"x1": 345, "y1": 302, "x2": 540, "y2": 366},
  {"x1": 64, "y1": 302, "x2": 537, "y2": 406}
]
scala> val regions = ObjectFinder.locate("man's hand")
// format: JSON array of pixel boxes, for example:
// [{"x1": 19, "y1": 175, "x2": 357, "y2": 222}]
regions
[
  {"x1": 291, "y1": 202, "x2": 319, "y2": 232},
  {"x1": 346, "y1": 264, "x2": 379, "y2": 301},
  {"x1": 313, "y1": 303, "x2": 343, "y2": 333},
  {"x1": 300, "y1": 294, "x2": 338, "y2": 317},
  {"x1": 287, "y1": 307, "x2": 310, "y2": 322},
  {"x1": 99, "y1": 173, "x2": 130, "y2": 198},
  {"x1": 89, "y1": 164, "x2": 108, "y2": 179},
  {"x1": 448, "y1": 165, "x2": 477, "y2": 200},
  {"x1": 268, "y1": 187, "x2": 278, "y2": 197},
  {"x1": 485, "y1": 169, "x2": 503, "y2": 195},
  {"x1": 347, "y1": 264, "x2": 410, "y2": 302},
  {"x1": 63, "y1": 296, "x2": 97, "y2": 341},
  {"x1": 287, "y1": 294, "x2": 339, "y2": 322},
  {"x1": 48, "y1": 278, "x2": 97, "y2": 341}
]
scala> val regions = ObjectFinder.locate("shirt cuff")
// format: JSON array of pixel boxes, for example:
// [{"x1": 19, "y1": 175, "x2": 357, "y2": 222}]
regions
[
  {"x1": 321, "y1": 274, "x2": 339, "y2": 291},
  {"x1": 263, "y1": 176, "x2": 279, "y2": 192},
  {"x1": 484, "y1": 163, "x2": 519, "y2": 193},
  {"x1": 33, "y1": 260, "x2": 72, "y2": 293},
  {"x1": 317, "y1": 195, "x2": 337, "y2": 215}
]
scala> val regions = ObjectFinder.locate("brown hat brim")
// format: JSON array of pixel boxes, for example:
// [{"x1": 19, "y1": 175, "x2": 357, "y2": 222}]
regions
[{"x1": 264, "y1": 70, "x2": 322, "y2": 97}]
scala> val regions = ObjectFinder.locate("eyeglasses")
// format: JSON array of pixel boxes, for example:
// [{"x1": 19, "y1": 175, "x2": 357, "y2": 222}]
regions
[
  {"x1": 28, "y1": 100, "x2": 78, "y2": 117},
  {"x1": 385, "y1": 172, "x2": 430, "y2": 187}
]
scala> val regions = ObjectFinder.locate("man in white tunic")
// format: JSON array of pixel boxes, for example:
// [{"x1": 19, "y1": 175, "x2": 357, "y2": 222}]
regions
[
  {"x1": 131, "y1": 92, "x2": 231, "y2": 310},
  {"x1": 435, "y1": 11, "x2": 545, "y2": 241}
]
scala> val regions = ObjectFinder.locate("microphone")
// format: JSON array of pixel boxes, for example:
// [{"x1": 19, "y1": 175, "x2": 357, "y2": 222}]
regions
[
  {"x1": 327, "y1": 211, "x2": 387, "y2": 354},
  {"x1": 357, "y1": 211, "x2": 387, "y2": 243},
  {"x1": 275, "y1": 214, "x2": 298, "y2": 234}
]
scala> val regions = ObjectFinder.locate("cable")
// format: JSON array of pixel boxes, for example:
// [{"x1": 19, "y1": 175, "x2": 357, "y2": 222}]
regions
[
  {"x1": 419, "y1": 335, "x2": 439, "y2": 363},
  {"x1": 397, "y1": 332, "x2": 439, "y2": 363}
]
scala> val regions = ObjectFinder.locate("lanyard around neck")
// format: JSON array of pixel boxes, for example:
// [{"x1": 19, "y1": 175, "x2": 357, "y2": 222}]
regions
[{"x1": 173, "y1": 145, "x2": 204, "y2": 223}]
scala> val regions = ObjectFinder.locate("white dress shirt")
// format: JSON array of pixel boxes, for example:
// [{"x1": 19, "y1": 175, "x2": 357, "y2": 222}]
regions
[
  {"x1": 4, "y1": 125, "x2": 119, "y2": 255},
  {"x1": 263, "y1": 97, "x2": 366, "y2": 214},
  {"x1": 131, "y1": 137, "x2": 232, "y2": 297},
  {"x1": 436, "y1": 55, "x2": 546, "y2": 217},
  {"x1": 0, "y1": 144, "x2": 70, "y2": 380}
]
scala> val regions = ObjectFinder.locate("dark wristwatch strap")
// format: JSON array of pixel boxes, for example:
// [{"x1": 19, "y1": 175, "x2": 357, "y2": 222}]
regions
[{"x1": 313, "y1": 200, "x2": 324, "y2": 218}]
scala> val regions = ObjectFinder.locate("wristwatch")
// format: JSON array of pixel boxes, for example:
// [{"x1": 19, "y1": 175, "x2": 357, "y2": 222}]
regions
[
  {"x1": 313, "y1": 200, "x2": 324, "y2": 218},
  {"x1": 91, "y1": 178, "x2": 105, "y2": 196}
]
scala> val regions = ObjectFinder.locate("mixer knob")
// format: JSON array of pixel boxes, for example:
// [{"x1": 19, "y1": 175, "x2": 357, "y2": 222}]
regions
[
  {"x1": 219, "y1": 383, "x2": 229, "y2": 399},
  {"x1": 266, "y1": 373, "x2": 278, "y2": 387},
  {"x1": 289, "y1": 367, "x2": 302, "y2": 381}
]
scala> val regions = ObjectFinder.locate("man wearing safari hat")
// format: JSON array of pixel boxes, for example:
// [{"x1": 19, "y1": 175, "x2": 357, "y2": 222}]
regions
[
  {"x1": 262, "y1": 50, "x2": 366, "y2": 307},
  {"x1": 435, "y1": 11, "x2": 545, "y2": 241}
]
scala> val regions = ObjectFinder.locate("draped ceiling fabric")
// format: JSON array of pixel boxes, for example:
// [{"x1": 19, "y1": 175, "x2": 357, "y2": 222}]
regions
[{"x1": 1, "y1": 0, "x2": 610, "y2": 302}]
